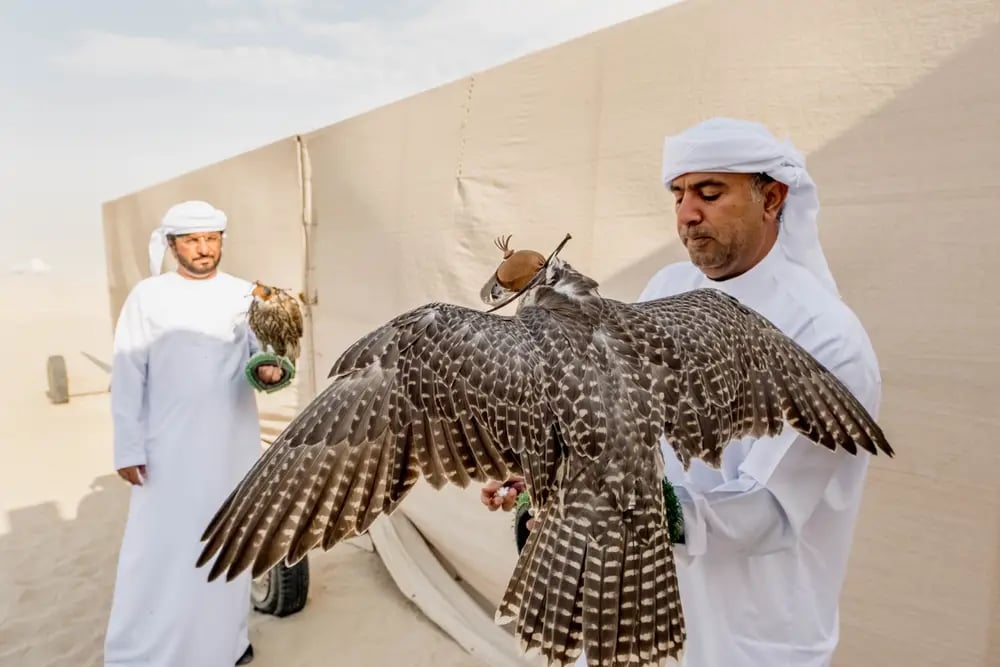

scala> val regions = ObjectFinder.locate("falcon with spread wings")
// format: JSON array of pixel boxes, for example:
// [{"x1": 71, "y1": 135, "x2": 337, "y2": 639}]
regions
[{"x1": 198, "y1": 235, "x2": 893, "y2": 667}]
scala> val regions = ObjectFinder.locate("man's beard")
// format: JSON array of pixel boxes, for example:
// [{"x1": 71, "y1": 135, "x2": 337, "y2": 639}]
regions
[{"x1": 177, "y1": 253, "x2": 221, "y2": 276}]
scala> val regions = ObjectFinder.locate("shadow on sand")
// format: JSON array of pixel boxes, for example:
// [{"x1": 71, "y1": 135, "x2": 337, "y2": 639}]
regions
[{"x1": 0, "y1": 474, "x2": 128, "y2": 667}]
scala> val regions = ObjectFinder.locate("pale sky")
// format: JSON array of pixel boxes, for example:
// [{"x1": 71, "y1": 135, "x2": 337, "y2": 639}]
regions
[{"x1": 1, "y1": 0, "x2": 681, "y2": 278}]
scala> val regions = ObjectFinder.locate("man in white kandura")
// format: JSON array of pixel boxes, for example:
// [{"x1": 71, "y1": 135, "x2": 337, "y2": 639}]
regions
[
  {"x1": 104, "y1": 201, "x2": 284, "y2": 667},
  {"x1": 483, "y1": 117, "x2": 882, "y2": 666}
]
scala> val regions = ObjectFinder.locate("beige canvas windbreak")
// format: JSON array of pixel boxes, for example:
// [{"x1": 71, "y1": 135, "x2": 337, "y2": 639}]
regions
[{"x1": 102, "y1": 1, "x2": 1000, "y2": 664}]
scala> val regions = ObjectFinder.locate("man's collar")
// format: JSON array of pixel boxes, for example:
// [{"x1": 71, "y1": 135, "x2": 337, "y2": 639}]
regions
[{"x1": 700, "y1": 241, "x2": 783, "y2": 300}]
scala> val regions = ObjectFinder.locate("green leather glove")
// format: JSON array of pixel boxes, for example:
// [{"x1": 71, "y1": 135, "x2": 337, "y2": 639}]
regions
[{"x1": 245, "y1": 351, "x2": 296, "y2": 393}]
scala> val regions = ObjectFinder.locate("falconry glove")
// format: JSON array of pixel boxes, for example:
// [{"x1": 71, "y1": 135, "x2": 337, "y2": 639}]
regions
[{"x1": 245, "y1": 351, "x2": 296, "y2": 394}]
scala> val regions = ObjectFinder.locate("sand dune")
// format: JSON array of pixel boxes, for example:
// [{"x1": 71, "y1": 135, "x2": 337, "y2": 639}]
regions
[{"x1": 0, "y1": 275, "x2": 477, "y2": 667}]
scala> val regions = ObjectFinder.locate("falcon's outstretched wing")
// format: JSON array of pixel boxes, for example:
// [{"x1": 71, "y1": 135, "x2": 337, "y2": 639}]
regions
[
  {"x1": 624, "y1": 288, "x2": 893, "y2": 468},
  {"x1": 198, "y1": 302, "x2": 560, "y2": 581}
]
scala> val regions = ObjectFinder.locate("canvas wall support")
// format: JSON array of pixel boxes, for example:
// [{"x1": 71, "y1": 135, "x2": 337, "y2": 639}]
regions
[
  {"x1": 295, "y1": 134, "x2": 319, "y2": 404},
  {"x1": 367, "y1": 514, "x2": 533, "y2": 666}
]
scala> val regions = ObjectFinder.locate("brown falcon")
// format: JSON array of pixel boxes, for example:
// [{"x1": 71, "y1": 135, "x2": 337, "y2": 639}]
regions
[
  {"x1": 199, "y1": 235, "x2": 893, "y2": 667},
  {"x1": 248, "y1": 281, "x2": 304, "y2": 366}
]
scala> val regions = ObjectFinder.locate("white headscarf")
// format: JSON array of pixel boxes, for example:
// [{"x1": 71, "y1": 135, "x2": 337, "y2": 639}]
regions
[
  {"x1": 660, "y1": 117, "x2": 839, "y2": 296},
  {"x1": 148, "y1": 200, "x2": 228, "y2": 276}
]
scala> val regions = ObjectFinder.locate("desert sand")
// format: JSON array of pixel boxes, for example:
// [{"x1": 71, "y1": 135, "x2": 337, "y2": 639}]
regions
[{"x1": 0, "y1": 273, "x2": 478, "y2": 667}]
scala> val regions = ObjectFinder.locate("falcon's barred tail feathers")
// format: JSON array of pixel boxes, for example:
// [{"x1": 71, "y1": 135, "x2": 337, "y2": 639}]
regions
[{"x1": 496, "y1": 489, "x2": 685, "y2": 667}]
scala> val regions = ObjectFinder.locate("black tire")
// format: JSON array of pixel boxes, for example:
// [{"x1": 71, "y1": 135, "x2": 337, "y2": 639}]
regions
[
  {"x1": 251, "y1": 557, "x2": 310, "y2": 617},
  {"x1": 514, "y1": 503, "x2": 533, "y2": 554},
  {"x1": 46, "y1": 355, "x2": 69, "y2": 404}
]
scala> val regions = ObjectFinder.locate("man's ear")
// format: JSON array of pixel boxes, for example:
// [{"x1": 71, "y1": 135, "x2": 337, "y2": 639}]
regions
[{"x1": 763, "y1": 181, "x2": 789, "y2": 223}]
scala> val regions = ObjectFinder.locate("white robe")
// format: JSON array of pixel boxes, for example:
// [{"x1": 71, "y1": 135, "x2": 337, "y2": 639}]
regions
[
  {"x1": 104, "y1": 270, "x2": 263, "y2": 667},
  {"x1": 576, "y1": 243, "x2": 882, "y2": 666}
]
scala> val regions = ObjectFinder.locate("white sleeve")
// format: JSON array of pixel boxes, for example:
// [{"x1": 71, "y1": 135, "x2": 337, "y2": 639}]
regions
[
  {"x1": 638, "y1": 266, "x2": 677, "y2": 302},
  {"x1": 671, "y1": 346, "x2": 882, "y2": 561},
  {"x1": 245, "y1": 287, "x2": 262, "y2": 358},
  {"x1": 110, "y1": 289, "x2": 150, "y2": 469},
  {"x1": 247, "y1": 326, "x2": 261, "y2": 358},
  {"x1": 637, "y1": 275, "x2": 662, "y2": 302}
]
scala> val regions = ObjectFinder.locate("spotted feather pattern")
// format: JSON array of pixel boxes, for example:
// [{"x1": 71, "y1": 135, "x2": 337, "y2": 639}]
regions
[
  {"x1": 248, "y1": 287, "x2": 304, "y2": 363},
  {"x1": 198, "y1": 261, "x2": 893, "y2": 667},
  {"x1": 629, "y1": 289, "x2": 893, "y2": 468}
]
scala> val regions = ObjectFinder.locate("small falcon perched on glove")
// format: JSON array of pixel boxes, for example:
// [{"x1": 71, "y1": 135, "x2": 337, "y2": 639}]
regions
[{"x1": 245, "y1": 281, "x2": 304, "y2": 392}]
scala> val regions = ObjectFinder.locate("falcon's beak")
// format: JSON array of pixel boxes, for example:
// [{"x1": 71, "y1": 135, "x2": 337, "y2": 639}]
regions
[
  {"x1": 251, "y1": 284, "x2": 273, "y2": 301},
  {"x1": 479, "y1": 273, "x2": 507, "y2": 306}
]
